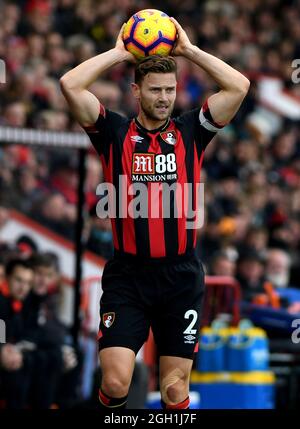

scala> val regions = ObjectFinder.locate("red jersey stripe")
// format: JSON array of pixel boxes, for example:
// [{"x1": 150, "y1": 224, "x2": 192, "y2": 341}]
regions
[
  {"x1": 148, "y1": 134, "x2": 166, "y2": 257},
  {"x1": 148, "y1": 182, "x2": 165, "y2": 257}
]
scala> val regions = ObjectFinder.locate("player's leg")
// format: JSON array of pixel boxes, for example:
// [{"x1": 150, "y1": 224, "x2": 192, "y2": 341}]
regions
[
  {"x1": 151, "y1": 253, "x2": 205, "y2": 409},
  {"x1": 98, "y1": 346, "x2": 135, "y2": 409},
  {"x1": 159, "y1": 355, "x2": 193, "y2": 408},
  {"x1": 97, "y1": 258, "x2": 150, "y2": 408}
]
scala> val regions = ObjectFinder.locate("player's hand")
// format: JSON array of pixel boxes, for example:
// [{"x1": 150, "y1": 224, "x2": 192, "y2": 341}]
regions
[
  {"x1": 170, "y1": 17, "x2": 193, "y2": 57},
  {"x1": 115, "y1": 24, "x2": 137, "y2": 63}
]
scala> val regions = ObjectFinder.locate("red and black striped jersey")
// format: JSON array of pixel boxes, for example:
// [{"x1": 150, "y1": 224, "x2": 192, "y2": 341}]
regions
[{"x1": 84, "y1": 101, "x2": 222, "y2": 258}]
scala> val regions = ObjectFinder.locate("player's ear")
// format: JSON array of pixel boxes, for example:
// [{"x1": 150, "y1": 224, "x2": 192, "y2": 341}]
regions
[{"x1": 131, "y1": 82, "x2": 140, "y2": 100}]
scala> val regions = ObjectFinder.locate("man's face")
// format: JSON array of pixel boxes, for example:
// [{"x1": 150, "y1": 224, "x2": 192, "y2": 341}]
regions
[
  {"x1": 133, "y1": 72, "x2": 177, "y2": 122},
  {"x1": 8, "y1": 266, "x2": 33, "y2": 301},
  {"x1": 239, "y1": 260, "x2": 264, "y2": 283},
  {"x1": 33, "y1": 265, "x2": 57, "y2": 295},
  {"x1": 213, "y1": 257, "x2": 236, "y2": 277}
]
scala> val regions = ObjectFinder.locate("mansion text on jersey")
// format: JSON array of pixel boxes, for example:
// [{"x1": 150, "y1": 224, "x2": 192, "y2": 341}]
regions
[{"x1": 96, "y1": 175, "x2": 205, "y2": 229}]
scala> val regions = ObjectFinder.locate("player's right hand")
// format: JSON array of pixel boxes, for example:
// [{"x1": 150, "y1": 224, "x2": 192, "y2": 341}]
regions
[{"x1": 115, "y1": 24, "x2": 137, "y2": 63}]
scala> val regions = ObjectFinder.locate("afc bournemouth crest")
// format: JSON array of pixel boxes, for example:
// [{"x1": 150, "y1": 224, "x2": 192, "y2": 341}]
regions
[
  {"x1": 160, "y1": 130, "x2": 177, "y2": 145},
  {"x1": 103, "y1": 312, "x2": 115, "y2": 328}
]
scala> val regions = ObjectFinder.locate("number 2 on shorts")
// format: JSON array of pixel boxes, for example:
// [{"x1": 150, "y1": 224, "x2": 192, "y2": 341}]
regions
[{"x1": 183, "y1": 310, "x2": 198, "y2": 335}]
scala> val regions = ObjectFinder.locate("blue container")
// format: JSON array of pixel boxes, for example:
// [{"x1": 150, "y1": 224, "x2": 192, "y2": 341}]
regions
[
  {"x1": 190, "y1": 371, "x2": 275, "y2": 409},
  {"x1": 196, "y1": 327, "x2": 228, "y2": 372},
  {"x1": 227, "y1": 327, "x2": 269, "y2": 372},
  {"x1": 145, "y1": 391, "x2": 201, "y2": 409}
]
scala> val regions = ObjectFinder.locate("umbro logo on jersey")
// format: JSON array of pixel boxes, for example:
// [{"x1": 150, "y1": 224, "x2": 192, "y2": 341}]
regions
[{"x1": 131, "y1": 135, "x2": 144, "y2": 143}]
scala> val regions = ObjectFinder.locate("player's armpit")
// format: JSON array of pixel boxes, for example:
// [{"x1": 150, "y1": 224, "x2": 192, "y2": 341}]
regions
[{"x1": 206, "y1": 84, "x2": 249, "y2": 126}]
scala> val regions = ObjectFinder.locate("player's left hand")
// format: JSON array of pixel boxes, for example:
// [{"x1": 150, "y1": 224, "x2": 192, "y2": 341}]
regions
[{"x1": 170, "y1": 17, "x2": 193, "y2": 57}]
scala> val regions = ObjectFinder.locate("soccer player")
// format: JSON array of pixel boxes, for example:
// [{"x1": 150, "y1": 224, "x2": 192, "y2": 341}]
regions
[{"x1": 60, "y1": 18, "x2": 249, "y2": 409}]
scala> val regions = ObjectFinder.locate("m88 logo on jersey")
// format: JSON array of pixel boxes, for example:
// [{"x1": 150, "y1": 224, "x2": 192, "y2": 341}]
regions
[{"x1": 132, "y1": 153, "x2": 177, "y2": 182}]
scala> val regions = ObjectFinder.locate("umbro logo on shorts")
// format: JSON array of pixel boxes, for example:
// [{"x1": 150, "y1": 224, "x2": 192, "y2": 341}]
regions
[{"x1": 184, "y1": 334, "x2": 196, "y2": 344}]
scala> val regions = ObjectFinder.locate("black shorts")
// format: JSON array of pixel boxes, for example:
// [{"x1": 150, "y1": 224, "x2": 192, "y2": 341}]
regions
[{"x1": 98, "y1": 251, "x2": 205, "y2": 359}]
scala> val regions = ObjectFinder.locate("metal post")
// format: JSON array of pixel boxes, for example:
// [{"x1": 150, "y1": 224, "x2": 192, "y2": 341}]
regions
[{"x1": 72, "y1": 148, "x2": 87, "y2": 345}]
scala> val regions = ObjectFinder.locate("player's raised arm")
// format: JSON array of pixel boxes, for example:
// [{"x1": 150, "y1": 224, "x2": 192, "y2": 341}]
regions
[
  {"x1": 60, "y1": 24, "x2": 136, "y2": 128},
  {"x1": 170, "y1": 18, "x2": 250, "y2": 126}
]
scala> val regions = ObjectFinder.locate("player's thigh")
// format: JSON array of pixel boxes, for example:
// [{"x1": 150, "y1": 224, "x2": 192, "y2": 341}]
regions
[
  {"x1": 152, "y1": 258, "x2": 204, "y2": 358},
  {"x1": 99, "y1": 259, "x2": 150, "y2": 355}
]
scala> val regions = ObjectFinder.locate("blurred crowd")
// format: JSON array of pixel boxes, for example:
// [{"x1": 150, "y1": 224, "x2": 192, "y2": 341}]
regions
[
  {"x1": 0, "y1": 0, "x2": 300, "y2": 349},
  {"x1": 0, "y1": 245, "x2": 82, "y2": 409}
]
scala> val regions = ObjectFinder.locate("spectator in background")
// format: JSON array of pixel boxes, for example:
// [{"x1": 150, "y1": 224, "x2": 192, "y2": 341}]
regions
[
  {"x1": 24, "y1": 252, "x2": 80, "y2": 408},
  {"x1": 0, "y1": 0, "x2": 299, "y2": 279},
  {"x1": 4, "y1": 258, "x2": 33, "y2": 303},
  {"x1": 49, "y1": 154, "x2": 78, "y2": 206},
  {"x1": 0, "y1": 258, "x2": 33, "y2": 409},
  {"x1": 14, "y1": 167, "x2": 44, "y2": 214},
  {"x1": 209, "y1": 249, "x2": 237, "y2": 277},
  {"x1": 215, "y1": 168, "x2": 240, "y2": 217},
  {"x1": 16, "y1": 235, "x2": 38, "y2": 258},
  {"x1": 0, "y1": 256, "x2": 6, "y2": 294},
  {"x1": 0, "y1": 206, "x2": 9, "y2": 231},
  {"x1": 86, "y1": 206, "x2": 114, "y2": 261},
  {"x1": 2, "y1": 102, "x2": 27, "y2": 127},
  {"x1": 243, "y1": 226, "x2": 269, "y2": 254},
  {"x1": 265, "y1": 248, "x2": 291, "y2": 289},
  {"x1": 236, "y1": 249, "x2": 266, "y2": 301},
  {"x1": 31, "y1": 192, "x2": 75, "y2": 240}
]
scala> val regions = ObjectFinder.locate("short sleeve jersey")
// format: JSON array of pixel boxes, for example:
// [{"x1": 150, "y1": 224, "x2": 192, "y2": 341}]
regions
[{"x1": 84, "y1": 102, "x2": 223, "y2": 258}]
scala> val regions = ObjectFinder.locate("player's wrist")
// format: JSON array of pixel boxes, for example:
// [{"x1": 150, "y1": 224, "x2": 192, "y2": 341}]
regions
[
  {"x1": 109, "y1": 46, "x2": 126, "y2": 64},
  {"x1": 183, "y1": 44, "x2": 200, "y2": 59},
  {"x1": 173, "y1": 42, "x2": 195, "y2": 58},
  {"x1": 111, "y1": 47, "x2": 130, "y2": 62}
]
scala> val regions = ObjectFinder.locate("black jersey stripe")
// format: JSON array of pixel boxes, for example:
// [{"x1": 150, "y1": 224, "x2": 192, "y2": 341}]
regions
[
  {"x1": 180, "y1": 125, "x2": 195, "y2": 251},
  {"x1": 159, "y1": 127, "x2": 179, "y2": 256},
  {"x1": 133, "y1": 126, "x2": 151, "y2": 257},
  {"x1": 112, "y1": 123, "x2": 131, "y2": 253}
]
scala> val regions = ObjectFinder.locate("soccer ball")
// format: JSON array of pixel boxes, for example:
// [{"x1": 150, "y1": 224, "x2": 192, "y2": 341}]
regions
[{"x1": 123, "y1": 9, "x2": 176, "y2": 60}]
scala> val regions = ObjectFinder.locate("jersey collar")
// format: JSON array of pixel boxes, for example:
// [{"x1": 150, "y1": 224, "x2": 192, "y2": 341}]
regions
[{"x1": 134, "y1": 117, "x2": 170, "y2": 134}]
